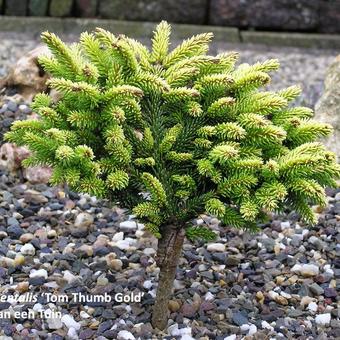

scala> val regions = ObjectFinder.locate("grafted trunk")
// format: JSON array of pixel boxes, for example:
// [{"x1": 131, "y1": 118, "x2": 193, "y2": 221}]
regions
[{"x1": 151, "y1": 225, "x2": 185, "y2": 330}]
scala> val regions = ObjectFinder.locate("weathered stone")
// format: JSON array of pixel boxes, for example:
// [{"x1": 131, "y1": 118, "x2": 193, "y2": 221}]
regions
[
  {"x1": 75, "y1": 0, "x2": 97, "y2": 17},
  {"x1": 5, "y1": 0, "x2": 27, "y2": 16},
  {"x1": 2, "y1": 45, "x2": 50, "y2": 100},
  {"x1": 24, "y1": 166, "x2": 52, "y2": 184},
  {"x1": 319, "y1": 1, "x2": 340, "y2": 33},
  {"x1": 0, "y1": 143, "x2": 30, "y2": 172},
  {"x1": 28, "y1": 0, "x2": 49, "y2": 16},
  {"x1": 49, "y1": 0, "x2": 73, "y2": 17},
  {"x1": 98, "y1": 0, "x2": 208, "y2": 24},
  {"x1": 209, "y1": 0, "x2": 319, "y2": 31},
  {"x1": 314, "y1": 55, "x2": 340, "y2": 159}
]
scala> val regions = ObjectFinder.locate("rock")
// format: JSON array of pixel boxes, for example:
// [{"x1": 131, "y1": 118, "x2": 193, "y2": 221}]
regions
[
  {"x1": 207, "y1": 243, "x2": 226, "y2": 252},
  {"x1": 210, "y1": 0, "x2": 318, "y2": 31},
  {"x1": 314, "y1": 55, "x2": 340, "y2": 158},
  {"x1": 28, "y1": 0, "x2": 49, "y2": 16},
  {"x1": 19, "y1": 233, "x2": 34, "y2": 244},
  {"x1": 291, "y1": 263, "x2": 319, "y2": 277},
  {"x1": 16, "y1": 282, "x2": 29, "y2": 293},
  {"x1": 2, "y1": 46, "x2": 50, "y2": 100},
  {"x1": 14, "y1": 255, "x2": 25, "y2": 266},
  {"x1": 324, "y1": 287, "x2": 337, "y2": 298},
  {"x1": 5, "y1": 0, "x2": 27, "y2": 15},
  {"x1": 47, "y1": 316, "x2": 63, "y2": 330},
  {"x1": 117, "y1": 330, "x2": 135, "y2": 340},
  {"x1": 61, "y1": 314, "x2": 81, "y2": 330},
  {"x1": 24, "y1": 189, "x2": 48, "y2": 204},
  {"x1": 49, "y1": 0, "x2": 73, "y2": 17},
  {"x1": 75, "y1": 244, "x2": 94, "y2": 257},
  {"x1": 232, "y1": 311, "x2": 248, "y2": 326},
  {"x1": 181, "y1": 303, "x2": 196, "y2": 318},
  {"x1": 248, "y1": 324, "x2": 257, "y2": 336},
  {"x1": 315, "y1": 313, "x2": 331, "y2": 326},
  {"x1": 309, "y1": 283, "x2": 324, "y2": 296},
  {"x1": 168, "y1": 300, "x2": 181, "y2": 312},
  {"x1": 225, "y1": 255, "x2": 241, "y2": 266},
  {"x1": 24, "y1": 166, "x2": 52, "y2": 184},
  {"x1": 75, "y1": 212, "x2": 94, "y2": 228},
  {"x1": 308, "y1": 302, "x2": 318, "y2": 312},
  {"x1": 0, "y1": 143, "x2": 30, "y2": 172},
  {"x1": 29, "y1": 269, "x2": 48, "y2": 279},
  {"x1": 20, "y1": 243, "x2": 36, "y2": 256},
  {"x1": 75, "y1": 0, "x2": 97, "y2": 17},
  {"x1": 63, "y1": 270, "x2": 78, "y2": 284},
  {"x1": 106, "y1": 254, "x2": 123, "y2": 271},
  {"x1": 98, "y1": 0, "x2": 207, "y2": 24},
  {"x1": 119, "y1": 220, "x2": 138, "y2": 231},
  {"x1": 71, "y1": 213, "x2": 94, "y2": 237},
  {"x1": 7, "y1": 226, "x2": 24, "y2": 239}
]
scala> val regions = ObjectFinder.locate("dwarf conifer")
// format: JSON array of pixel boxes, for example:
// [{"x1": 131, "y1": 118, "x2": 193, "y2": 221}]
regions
[{"x1": 5, "y1": 21, "x2": 339, "y2": 330}]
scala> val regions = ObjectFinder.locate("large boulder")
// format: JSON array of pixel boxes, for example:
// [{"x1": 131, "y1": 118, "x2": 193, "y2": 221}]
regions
[
  {"x1": 0, "y1": 46, "x2": 50, "y2": 101},
  {"x1": 314, "y1": 55, "x2": 340, "y2": 159},
  {"x1": 209, "y1": 0, "x2": 319, "y2": 31},
  {"x1": 98, "y1": 0, "x2": 208, "y2": 24}
]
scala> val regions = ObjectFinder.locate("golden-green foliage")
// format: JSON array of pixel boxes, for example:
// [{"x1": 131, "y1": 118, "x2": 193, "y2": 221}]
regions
[{"x1": 5, "y1": 21, "x2": 339, "y2": 240}]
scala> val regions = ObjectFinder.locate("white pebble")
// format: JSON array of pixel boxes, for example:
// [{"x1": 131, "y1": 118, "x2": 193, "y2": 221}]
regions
[
  {"x1": 143, "y1": 280, "x2": 153, "y2": 289},
  {"x1": 240, "y1": 324, "x2": 250, "y2": 331},
  {"x1": 308, "y1": 302, "x2": 318, "y2": 312},
  {"x1": 315, "y1": 313, "x2": 331, "y2": 325},
  {"x1": 280, "y1": 221, "x2": 290, "y2": 229},
  {"x1": 30, "y1": 269, "x2": 48, "y2": 279},
  {"x1": 291, "y1": 263, "x2": 319, "y2": 277},
  {"x1": 224, "y1": 335, "x2": 236, "y2": 340},
  {"x1": 20, "y1": 243, "x2": 35, "y2": 256},
  {"x1": 80, "y1": 311, "x2": 90, "y2": 319},
  {"x1": 204, "y1": 292, "x2": 214, "y2": 301},
  {"x1": 180, "y1": 335, "x2": 195, "y2": 340},
  {"x1": 207, "y1": 243, "x2": 226, "y2": 252},
  {"x1": 117, "y1": 330, "x2": 135, "y2": 340},
  {"x1": 67, "y1": 327, "x2": 78, "y2": 339},
  {"x1": 61, "y1": 314, "x2": 81, "y2": 330},
  {"x1": 248, "y1": 324, "x2": 257, "y2": 335},
  {"x1": 261, "y1": 320, "x2": 274, "y2": 331},
  {"x1": 143, "y1": 247, "x2": 156, "y2": 255},
  {"x1": 112, "y1": 232, "x2": 124, "y2": 242},
  {"x1": 63, "y1": 270, "x2": 78, "y2": 284},
  {"x1": 119, "y1": 220, "x2": 138, "y2": 231},
  {"x1": 33, "y1": 303, "x2": 43, "y2": 312}
]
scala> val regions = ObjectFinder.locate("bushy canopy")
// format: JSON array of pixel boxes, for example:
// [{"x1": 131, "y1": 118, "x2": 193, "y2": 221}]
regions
[{"x1": 6, "y1": 21, "x2": 339, "y2": 240}]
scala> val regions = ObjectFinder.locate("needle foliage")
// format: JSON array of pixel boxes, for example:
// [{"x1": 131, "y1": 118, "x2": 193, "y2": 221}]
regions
[{"x1": 5, "y1": 21, "x2": 339, "y2": 240}]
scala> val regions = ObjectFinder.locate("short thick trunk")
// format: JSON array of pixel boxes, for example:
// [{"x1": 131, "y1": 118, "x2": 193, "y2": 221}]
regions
[{"x1": 151, "y1": 225, "x2": 185, "y2": 330}]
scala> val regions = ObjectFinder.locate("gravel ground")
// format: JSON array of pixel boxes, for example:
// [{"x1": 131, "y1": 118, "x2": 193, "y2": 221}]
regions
[{"x1": 0, "y1": 33, "x2": 339, "y2": 339}]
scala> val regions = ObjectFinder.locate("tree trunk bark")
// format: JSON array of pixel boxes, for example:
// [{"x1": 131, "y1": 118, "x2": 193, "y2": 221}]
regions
[{"x1": 151, "y1": 225, "x2": 185, "y2": 330}]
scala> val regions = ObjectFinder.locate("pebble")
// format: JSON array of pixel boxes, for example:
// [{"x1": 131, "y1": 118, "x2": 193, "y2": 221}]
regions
[
  {"x1": 291, "y1": 263, "x2": 319, "y2": 277},
  {"x1": 169, "y1": 300, "x2": 181, "y2": 312},
  {"x1": 106, "y1": 257, "x2": 123, "y2": 271},
  {"x1": 117, "y1": 330, "x2": 135, "y2": 340},
  {"x1": 119, "y1": 221, "x2": 138, "y2": 231},
  {"x1": 61, "y1": 314, "x2": 81, "y2": 330},
  {"x1": 29, "y1": 269, "x2": 48, "y2": 279},
  {"x1": 16, "y1": 281, "x2": 29, "y2": 293},
  {"x1": 207, "y1": 243, "x2": 226, "y2": 252},
  {"x1": 19, "y1": 233, "x2": 34, "y2": 243},
  {"x1": 315, "y1": 313, "x2": 331, "y2": 326},
  {"x1": 20, "y1": 243, "x2": 35, "y2": 255},
  {"x1": 308, "y1": 302, "x2": 318, "y2": 312}
]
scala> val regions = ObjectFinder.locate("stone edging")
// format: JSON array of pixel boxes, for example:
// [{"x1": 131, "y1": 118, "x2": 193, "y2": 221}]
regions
[{"x1": 0, "y1": 16, "x2": 340, "y2": 50}]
